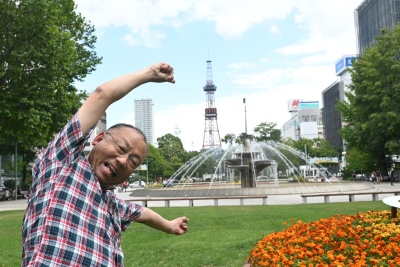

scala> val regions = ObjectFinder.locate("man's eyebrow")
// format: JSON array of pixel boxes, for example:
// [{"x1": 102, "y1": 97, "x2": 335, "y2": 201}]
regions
[{"x1": 121, "y1": 137, "x2": 142, "y2": 162}]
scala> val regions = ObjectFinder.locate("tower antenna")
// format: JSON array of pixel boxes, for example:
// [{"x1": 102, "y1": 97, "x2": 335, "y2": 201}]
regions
[{"x1": 202, "y1": 60, "x2": 222, "y2": 150}]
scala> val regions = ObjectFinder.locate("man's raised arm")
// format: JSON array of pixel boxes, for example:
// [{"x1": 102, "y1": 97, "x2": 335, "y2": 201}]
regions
[{"x1": 78, "y1": 62, "x2": 175, "y2": 134}]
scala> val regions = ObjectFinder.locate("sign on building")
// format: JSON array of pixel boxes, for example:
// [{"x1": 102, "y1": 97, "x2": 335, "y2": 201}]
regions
[
  {"x1": 335, "y1": 55, "x2": 358, "y2": 76},
  {"x1": 287, "y1": 99, "x2": 303, "y2": 112}
]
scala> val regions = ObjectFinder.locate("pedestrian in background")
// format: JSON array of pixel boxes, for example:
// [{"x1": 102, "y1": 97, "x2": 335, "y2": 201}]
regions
[
  {"x1": 376, "y1": 169, "x2": 382, "y2": 184},
  {"x1": 390, "y1": 167, "x2": 396, "y2": 186},
  {"x1": 371, "y1": 171, "x2": 377, "y2": 185}
]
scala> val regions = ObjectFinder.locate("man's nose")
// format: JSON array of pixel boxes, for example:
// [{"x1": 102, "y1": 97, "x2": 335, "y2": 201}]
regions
[{"x1": 116, "y1": 154, "x2": 129, "y2": 168}]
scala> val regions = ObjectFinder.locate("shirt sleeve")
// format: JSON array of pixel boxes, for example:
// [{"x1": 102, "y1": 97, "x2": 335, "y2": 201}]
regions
[
  {"x1": 118, "y1": 199, "x2": 144, "y2": 231},
  {"x1": 36, "y1": 113, "x2": 93, "y2": 161},
  {"x1": 32, "y1": 113, "x2": 95, "y2": 185}
]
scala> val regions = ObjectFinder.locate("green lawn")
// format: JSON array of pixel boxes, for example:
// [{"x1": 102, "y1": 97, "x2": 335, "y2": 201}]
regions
[{"x1": 0, "y1": 201, "x2": 388, "y2": 267}]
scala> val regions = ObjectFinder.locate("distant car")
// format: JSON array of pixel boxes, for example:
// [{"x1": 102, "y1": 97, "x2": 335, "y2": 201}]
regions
[{"x1": 129, "y1": 181, "x2": 146, "y2": 188}]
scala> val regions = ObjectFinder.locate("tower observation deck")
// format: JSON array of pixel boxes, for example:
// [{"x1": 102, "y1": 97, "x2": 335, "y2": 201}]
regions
[{"x1": 202, "y1": 60, "x2": 222, "y2": 150}]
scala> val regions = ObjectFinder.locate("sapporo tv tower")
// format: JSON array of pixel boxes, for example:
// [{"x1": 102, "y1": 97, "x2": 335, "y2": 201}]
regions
[{"x1": 202, "y1": 60, "x2": 222, "y2": 150}]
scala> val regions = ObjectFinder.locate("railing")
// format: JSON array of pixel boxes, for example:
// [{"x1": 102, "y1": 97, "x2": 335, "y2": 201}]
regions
[
  {"x1": 129, "y1": 195, "x2": 268, "y2": 207},
  {"x1": 301, "y1": 191, "x2": 400, "y2": 204}
]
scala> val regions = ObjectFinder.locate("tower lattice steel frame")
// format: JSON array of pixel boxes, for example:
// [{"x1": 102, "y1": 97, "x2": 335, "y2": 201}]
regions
[{"x1": 202, "y1": 60, "x2": 221, "y2": 150}]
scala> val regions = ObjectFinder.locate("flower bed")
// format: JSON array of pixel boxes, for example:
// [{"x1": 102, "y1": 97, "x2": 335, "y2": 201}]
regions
[{"x1": 247, "y1": 210, "x2": 400, "y2": 266}]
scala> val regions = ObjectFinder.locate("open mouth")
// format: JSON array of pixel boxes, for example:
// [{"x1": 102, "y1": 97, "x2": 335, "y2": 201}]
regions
[{"x1": 104, "y1": 162, "x2": 117, "y2": 178}]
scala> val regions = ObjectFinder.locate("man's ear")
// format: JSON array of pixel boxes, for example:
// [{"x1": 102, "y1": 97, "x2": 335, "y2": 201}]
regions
[{"x1": 92, "y1": 132, "x2": 107, "y2": 146}]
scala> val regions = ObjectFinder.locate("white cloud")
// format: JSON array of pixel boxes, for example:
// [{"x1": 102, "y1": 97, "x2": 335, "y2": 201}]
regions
[
  {"x1": 76, "y1": 0, "x2": 296, "y2": 46},
  {"x1": 270, "y1": 24, "x2": 279, "y2": 34},
  {"x1": 277, "y1": 0, "x2": 359, "y2": 59},
  {"x1": 75, "y1": 0, "x2": 359, "y2": 48}
]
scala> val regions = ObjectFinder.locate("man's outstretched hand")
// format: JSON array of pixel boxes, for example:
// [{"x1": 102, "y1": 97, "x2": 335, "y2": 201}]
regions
[{"x1": 170, "y1": 216, "x2": 189, "y2": 235}]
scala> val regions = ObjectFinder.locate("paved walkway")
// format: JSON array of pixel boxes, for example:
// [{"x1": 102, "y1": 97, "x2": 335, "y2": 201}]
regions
[{"x1": 1, "y1": 181, "x2": 398, "y2": 211}]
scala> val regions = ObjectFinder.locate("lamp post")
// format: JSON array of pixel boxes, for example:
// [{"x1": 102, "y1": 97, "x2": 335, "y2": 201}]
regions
[
  {"x1": 243, "y1": 98, "x2": 247, "y2": 134},
  {"x1": 146, "y1": 160, "x2": 149, "y2": 184},
  {"x1": 341, "y1": 151, "x2": 347, "y2": 170},
  {"x1": 304, "y1": 145, "x2": 307, "y2": 177},
  {"x1": 15, "y1": 142, "x2": 18, "y2": 200}
]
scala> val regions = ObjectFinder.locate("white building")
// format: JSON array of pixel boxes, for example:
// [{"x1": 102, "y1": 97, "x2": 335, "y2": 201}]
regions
[
  {"x1": 134, "y1": 99, "x2": 154, "y2": 145},
  {"x1": 83, "y1": 92, "x2": 107, "y2": 153},
  {"x1": 282, "y1": 100, "x2": 322, "y2": 140}
]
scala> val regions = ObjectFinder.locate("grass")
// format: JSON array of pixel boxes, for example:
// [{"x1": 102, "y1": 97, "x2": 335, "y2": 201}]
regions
[{"x1": 0, "y1": 201, "x2": 389, "y2": 267}]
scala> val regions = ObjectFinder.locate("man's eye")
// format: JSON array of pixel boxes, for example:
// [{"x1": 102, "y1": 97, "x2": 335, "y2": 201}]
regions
[
  {"x1": 117, "y1": 145, "x2": 126, "y2": 153},
  {"x1": 130, "y1": 159, "x2": 137, "y2": 167}
]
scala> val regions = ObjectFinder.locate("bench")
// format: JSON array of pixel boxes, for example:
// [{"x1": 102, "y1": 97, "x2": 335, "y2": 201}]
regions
[
  {"x1": 15, "y1": 190, "x2": 29, "y2": 199},
  {"x1": 301, "y1": 191, "x2": 400, "y2": 204},
  {"x1": 129, "y1": 195, "x2": 268, "y2": 207}
]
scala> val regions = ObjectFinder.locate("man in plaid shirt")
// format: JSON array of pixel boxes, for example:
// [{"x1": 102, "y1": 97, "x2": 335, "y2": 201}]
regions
[{"x1": 22, "y1": 63, "x2": 189, "y2": 266}]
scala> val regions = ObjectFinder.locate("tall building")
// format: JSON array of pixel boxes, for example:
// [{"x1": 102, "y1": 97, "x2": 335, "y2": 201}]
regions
[
  {"x1": 134, "y1": 99, "x2": 154, "y2": 145},
  {"x1": 355, "y1": 0, "x2": 400, "y2": 54},
  {"x1": 321, "y1": 81, "x2": 345, "y2": 149},
  {"x1": 320, "y1": 55, "x2": 357, "y2": 150}
]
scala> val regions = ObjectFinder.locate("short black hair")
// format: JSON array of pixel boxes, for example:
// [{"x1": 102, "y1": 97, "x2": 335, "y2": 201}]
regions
[{"x1": 107, "y1": 123, "x2": 149, "y2": 157}]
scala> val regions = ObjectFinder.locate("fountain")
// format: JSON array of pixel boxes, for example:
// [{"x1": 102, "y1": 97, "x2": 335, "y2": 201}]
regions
[
  {"x1": 224, "y1": 133, "x2": 275, "y2": 188},
  {"x1": 128, "y1": 134, "x2": 377, "y2": 201},
  {"x1": 129, "y1": 100, "x2": 373, "y2": 200}
]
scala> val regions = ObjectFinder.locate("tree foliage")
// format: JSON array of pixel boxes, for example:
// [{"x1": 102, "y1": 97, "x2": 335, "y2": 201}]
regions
[
  {"x1": 221, "y1": 122, "x2": 282, "y2": 146},
  {"x1": 344, "y1": 148, "x2": 375, "y2": 175},
  {"x1": 337, "y1": 24, "x2": 400, "y2": 171},
  {"x1": 145, "y1": 144, "x2": 169, "y2": 181},
  {"x1": 157, "y1": 133, "x2": 185, "y2": 161},
  {"x1": 0, "y1": 0, "x2": 101, "y2": 153},
  {"x1": 221, "y1": 133, "x2": 240, "y2": 145},
  {"x1": 156, "y1": 133, "x2": 187, "y2": 175},
  {"x1": 253, "y1": 122, "x2": 282, "y2": 142}
]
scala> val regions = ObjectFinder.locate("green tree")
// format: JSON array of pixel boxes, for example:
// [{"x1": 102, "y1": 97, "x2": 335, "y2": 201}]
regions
[
  {"x1": 279, "y1": 138, "x2": 302, "y2": 172},
  {"x1": 344, "y1": 148, "x2": 375, "y2": 175},
  {"x1": 278, "y1": 138, "x2": 338, "y2": 175},
  {"x1": 221, "y1": 133, "x2": 237, "y2": 145},
  {"x1": 187, "y1": 154, "x2": 216, "y2": 179},
  {"x1": 292, "y1": 138, "x2": 314, "y2": 159},
  {"x1": 337, "y1": 24, "x2": 400, "y2": 173},
  {"x1": 167, "y1": 156, "x2": 184, "y2": 177},
  {"x1": 0, "y1": 0, "x2": 101, "y2": 159},
  {"x1": 221, "y1": 133, "x2": 239, "y2": 145},
  {"x1": 253, "y1": 122, "x2": 282, "y2": 142},
  {"x1": 157, "y1": 134, "x2": 185, "y2": 161},
  {"x1": 145, "y1": 144, "x2": 169, "y2": 182},
  {"x1": 311, "y1": 139, "x2": 338, "y2": 158},
  {"x1": 183, "y1": 150, "x2": 200, "y2": 163}
]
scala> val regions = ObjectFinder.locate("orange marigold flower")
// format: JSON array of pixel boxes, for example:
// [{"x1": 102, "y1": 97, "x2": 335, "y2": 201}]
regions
[{"x1": 247, "y1": 210, "x2": 400, "y2": 266}]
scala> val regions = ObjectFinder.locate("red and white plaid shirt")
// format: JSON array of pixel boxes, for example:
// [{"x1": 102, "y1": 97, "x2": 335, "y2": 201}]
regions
[{"x1": 22, "y1": 113, "x2": 143, "y2": 267}]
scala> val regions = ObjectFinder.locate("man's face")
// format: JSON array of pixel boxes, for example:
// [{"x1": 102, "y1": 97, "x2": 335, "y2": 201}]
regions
[{"x1": 88, "y1": 127, "x2": 147, "y2": 187}]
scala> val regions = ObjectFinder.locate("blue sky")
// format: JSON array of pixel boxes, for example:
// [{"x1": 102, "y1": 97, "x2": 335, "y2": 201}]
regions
[{"x1": 75, "y1": 0, "x2": 361, "y2": 151}]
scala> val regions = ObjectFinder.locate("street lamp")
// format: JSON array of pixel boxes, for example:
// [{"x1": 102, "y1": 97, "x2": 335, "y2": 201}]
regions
[
  {"x1": 146, "y1": 160, "x2": 149, "y2": 184},
  {"x1": 15, "y1": 142, "x2": 18, "y2": 200},
  {"x1": 341, "y1": 151, "x2": 347, "y2": 170},
  {"x1": 304, "y1": 145, "x2": 308, "y2": 177}
]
